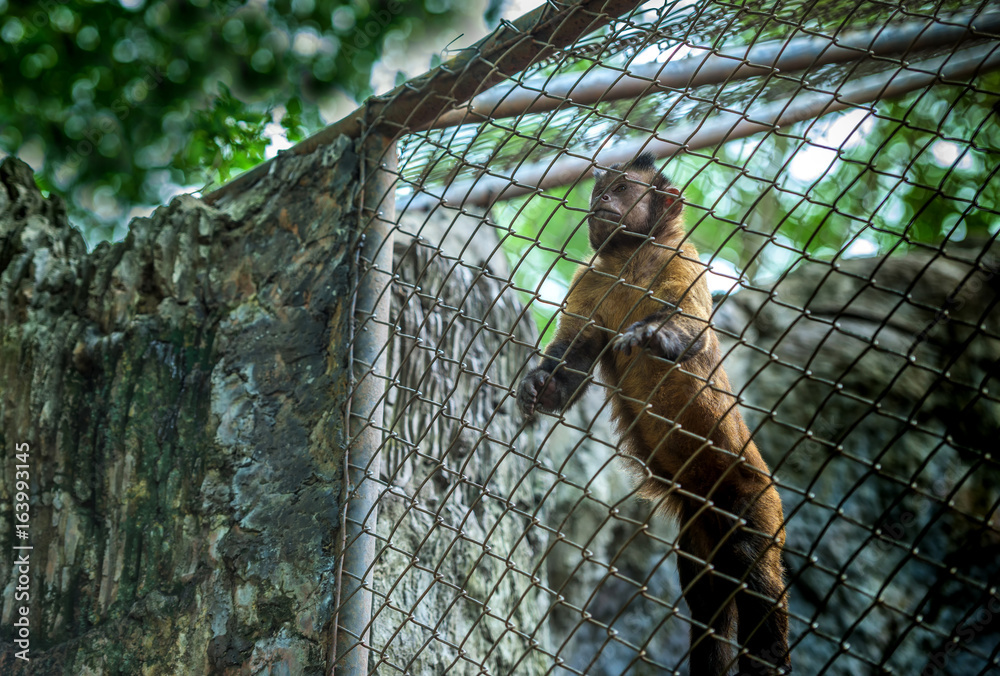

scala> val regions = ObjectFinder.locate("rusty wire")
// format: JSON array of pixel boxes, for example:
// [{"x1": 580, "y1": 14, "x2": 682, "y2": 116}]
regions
[{"x1": 336, "y1": 1, "x2": 1000, "y2": 674}]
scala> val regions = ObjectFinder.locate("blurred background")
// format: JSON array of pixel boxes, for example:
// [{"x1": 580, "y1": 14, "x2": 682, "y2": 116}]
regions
[{"x1": 0, "y1": 0, "x2": 518, "y2": 243}]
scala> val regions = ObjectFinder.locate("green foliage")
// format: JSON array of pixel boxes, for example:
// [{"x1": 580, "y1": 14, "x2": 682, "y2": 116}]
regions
[
  {"x1": 495, "y1": 184, "x2": 593, "y2": 340},
  {"x1": 494, "y1": 72, "x2": 1000, "y2": 341},
  {"x1": 280, "y1": 97, "x2": 309, "y2": 144},
  {"x1": 179, "y1": 83, "x2": 271, "y2": 184},
  {"x1": 0, "y1": 0, "x2": 466, "y2": 242}
]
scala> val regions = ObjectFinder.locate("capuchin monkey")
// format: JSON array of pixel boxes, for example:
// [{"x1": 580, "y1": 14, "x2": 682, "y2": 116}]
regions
[{"x1": 517, "y1": 153, "x2": 791, "y2": 675}]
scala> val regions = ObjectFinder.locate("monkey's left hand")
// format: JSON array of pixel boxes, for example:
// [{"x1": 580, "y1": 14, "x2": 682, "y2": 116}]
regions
[{"x1": 613, "y1": 320, "x2": 701, "y2": 362}]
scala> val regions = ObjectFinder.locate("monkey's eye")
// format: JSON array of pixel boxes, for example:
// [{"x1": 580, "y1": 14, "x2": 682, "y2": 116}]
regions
[{"x1": 614, "y1": 184, "x2": 628, "y2": 193}]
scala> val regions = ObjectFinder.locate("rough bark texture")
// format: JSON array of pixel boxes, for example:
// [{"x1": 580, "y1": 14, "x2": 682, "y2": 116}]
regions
[
  {"x1": 2, "y1": 144, "x2": 997, "y2": 676},
  {"x1": 0, "y1": 140, "x2": 359, "y2": 674},
  {"x1": 723, "y1": 244, "x2": 1000, "y2": 676},
  {"x1": 366, "y1": 213, "x2": 552, "y2": 674}
]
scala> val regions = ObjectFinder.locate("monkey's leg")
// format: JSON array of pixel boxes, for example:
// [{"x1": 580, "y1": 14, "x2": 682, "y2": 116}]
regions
[
  {"x1": 677, "y1": 552, "x2": 738, "y2": 676},
  {"x1": 612, "y1": 308, "x2": 707, "y2": 362}
]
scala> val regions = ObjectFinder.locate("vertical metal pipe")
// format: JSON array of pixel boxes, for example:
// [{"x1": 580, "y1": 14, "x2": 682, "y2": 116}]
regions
[{"x1": 333, "y1": 133, "x2": 397, "y2": 675}]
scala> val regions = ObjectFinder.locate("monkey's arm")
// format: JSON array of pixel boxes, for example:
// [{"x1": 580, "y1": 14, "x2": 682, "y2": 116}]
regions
[
  {"x1": 611, "y1": 247, "x2": 715, "y2": 362},
  {"x1": 517, "y1": 312, "x2": 606, "y2": 418},
  {"x1": 612, "y1": 302, "x2": 710, "y2": 362}
]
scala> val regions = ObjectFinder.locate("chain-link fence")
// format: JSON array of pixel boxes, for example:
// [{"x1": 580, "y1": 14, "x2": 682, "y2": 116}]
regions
[{"x1": 329, "y1": 2, "x2": 1000, "y2": 674}]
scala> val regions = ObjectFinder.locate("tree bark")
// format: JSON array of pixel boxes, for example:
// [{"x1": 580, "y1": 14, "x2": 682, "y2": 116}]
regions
[
  {"x1": 360, "y1": 210, "x2": 549, "y2": 674},
  {"x1": 0, "y1": 141, "x2": 360, "y2": 674},
  {"x1": 723, "y1": 243, "x2": 1000, "y2": 676}
]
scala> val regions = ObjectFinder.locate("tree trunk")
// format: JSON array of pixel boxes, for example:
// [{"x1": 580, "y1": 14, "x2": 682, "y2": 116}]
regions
[
  {"x1": 0, "y1": 140, "x2": 360, "y2": 674},
  {"x1": 368, "y1": 232, "x2": 550, "y2": 674}
]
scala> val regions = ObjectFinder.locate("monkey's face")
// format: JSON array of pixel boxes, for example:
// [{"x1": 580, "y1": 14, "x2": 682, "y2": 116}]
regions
[{"x1": 588, "y1": 168, "x2": 680, "y2": 252}]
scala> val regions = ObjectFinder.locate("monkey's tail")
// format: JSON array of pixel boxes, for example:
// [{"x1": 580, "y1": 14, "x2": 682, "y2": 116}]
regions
[{"x1": 734, "y1": 536, "x2": 792, "y2": 675}]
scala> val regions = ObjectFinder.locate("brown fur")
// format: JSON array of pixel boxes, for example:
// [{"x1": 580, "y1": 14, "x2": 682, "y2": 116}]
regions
[{"x1": 517, "y1": 153, "x2": 791, "y2": 675}]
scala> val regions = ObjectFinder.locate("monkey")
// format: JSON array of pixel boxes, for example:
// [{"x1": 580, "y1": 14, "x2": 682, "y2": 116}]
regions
[{"x1": 516, "y1": 153, "x2": 791, "y2": 675}]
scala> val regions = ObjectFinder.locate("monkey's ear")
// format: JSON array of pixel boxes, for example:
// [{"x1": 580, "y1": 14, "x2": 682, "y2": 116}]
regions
[
  {"x1": 662, "y1": 185, "x2": 683, "y2": 219},
  {"x1": 592, "y1": 167, "x2": 607, "y2": 181}
]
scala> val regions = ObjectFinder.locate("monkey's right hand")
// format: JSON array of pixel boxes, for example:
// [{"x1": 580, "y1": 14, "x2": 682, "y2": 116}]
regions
[
  {"x1": 613, "y1": 319, "x2": 704, "y2": 362},
  {"x1": 516, "y1": 369, "x2": 562, "y2": 418}
]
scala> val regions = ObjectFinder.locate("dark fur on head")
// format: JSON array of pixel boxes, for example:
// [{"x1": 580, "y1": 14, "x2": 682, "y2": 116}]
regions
[
  {"x1": 624, "y1": 151, "x2": 659, "y2": 174},
  {"x1": 590, "y1": 152, "x2": 682, "y2": 252}
]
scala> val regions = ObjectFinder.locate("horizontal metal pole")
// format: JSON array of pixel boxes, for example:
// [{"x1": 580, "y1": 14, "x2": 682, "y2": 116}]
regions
[
  {"x1": 426, "y1": 11, "x2": 1000, "y2": 130},
  {"x1": 402, "y1": 44, "x2": 1000, "y2": 212}
]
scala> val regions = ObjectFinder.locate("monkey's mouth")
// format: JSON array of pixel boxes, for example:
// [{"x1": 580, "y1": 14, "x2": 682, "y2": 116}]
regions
[{"x1": 591, "y1": 208, "x2": 622, "y2": 221}]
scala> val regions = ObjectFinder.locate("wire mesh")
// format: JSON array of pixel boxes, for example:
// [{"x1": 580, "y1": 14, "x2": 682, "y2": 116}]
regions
[{"x1": 340, "y1": 1, "x2": 1000, "y2": 674}]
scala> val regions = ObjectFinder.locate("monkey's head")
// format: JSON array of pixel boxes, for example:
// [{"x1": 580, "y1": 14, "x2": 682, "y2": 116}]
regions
[{"x1": 589, "y1": 153, "x2": 683, "y2": 252}]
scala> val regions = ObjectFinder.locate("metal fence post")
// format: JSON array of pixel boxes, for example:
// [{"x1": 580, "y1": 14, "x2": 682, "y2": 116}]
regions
[{"x1": 333, "y1": 133, "x2": 397, "y2": 675}]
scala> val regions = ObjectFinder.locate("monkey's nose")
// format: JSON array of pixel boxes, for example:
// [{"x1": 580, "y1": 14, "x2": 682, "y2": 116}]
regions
[{"x1": 601, "y1": 194, "x2": 611, "y2": 201}]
